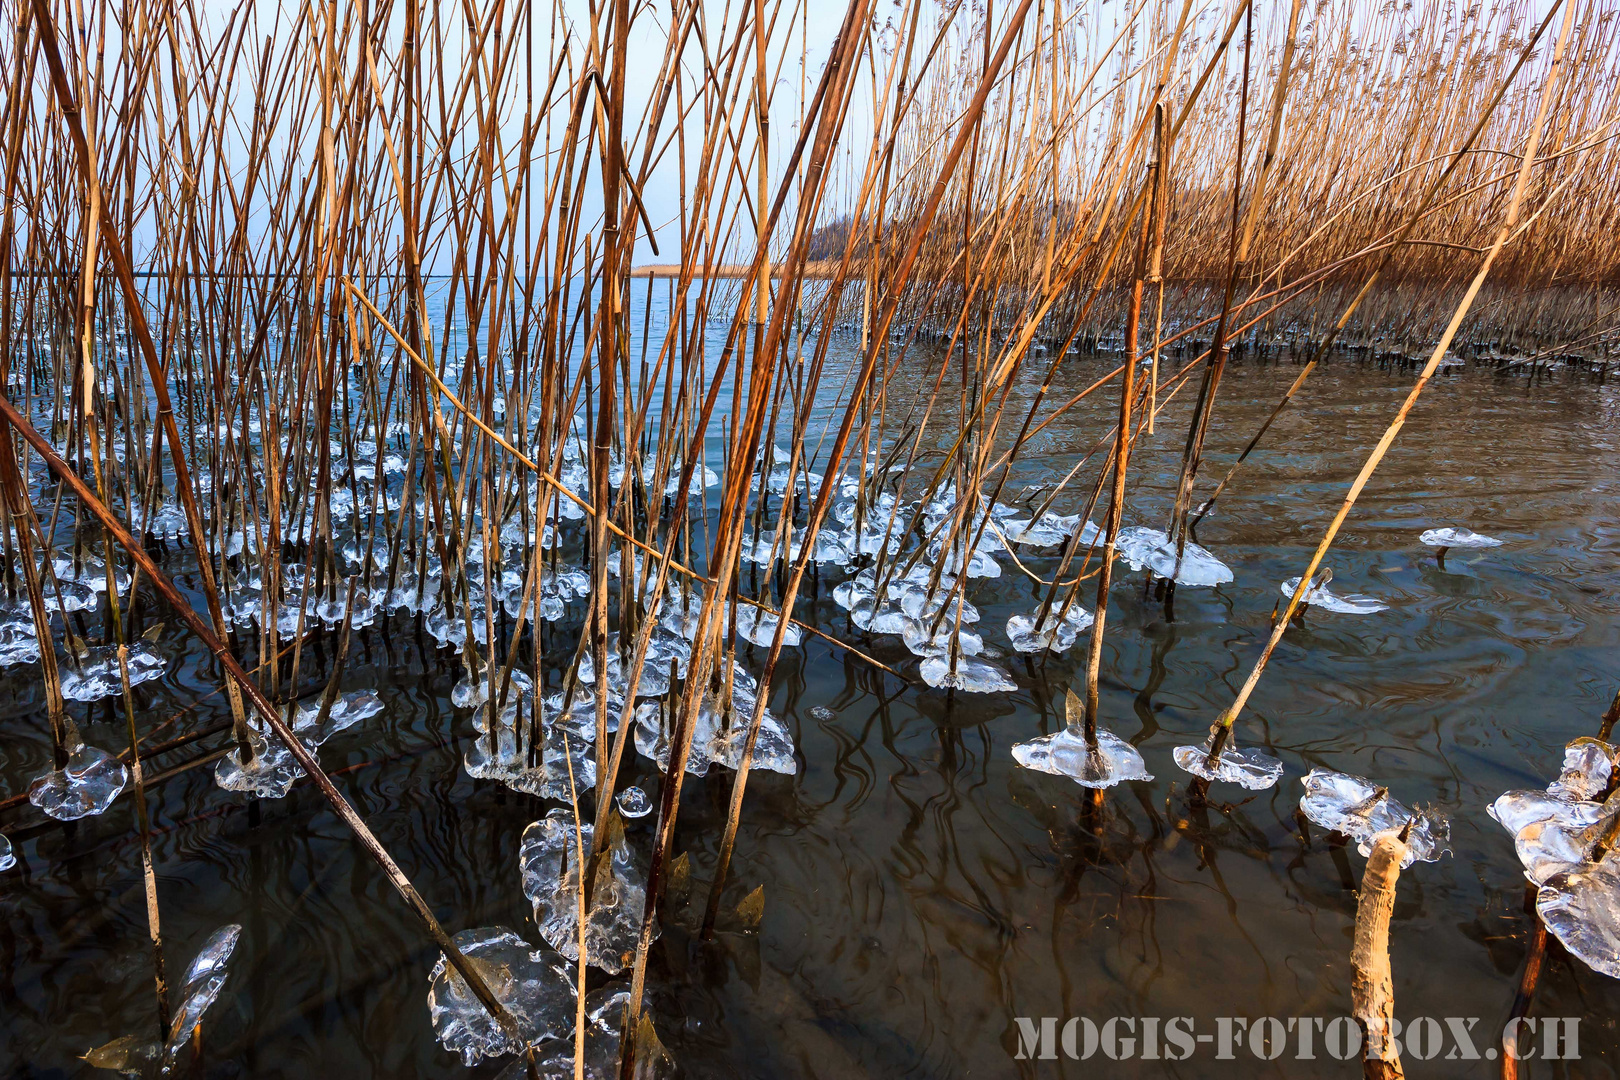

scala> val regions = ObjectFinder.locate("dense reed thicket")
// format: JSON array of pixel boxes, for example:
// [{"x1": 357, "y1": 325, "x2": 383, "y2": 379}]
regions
[{"x1": 0, "y1": 0, "x2": 1616, "y2": 1074}]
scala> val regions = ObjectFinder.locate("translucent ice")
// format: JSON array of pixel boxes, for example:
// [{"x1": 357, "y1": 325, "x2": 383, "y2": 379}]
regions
[
  {"x1": 292, "y1": 689, "x2": 383, "y2": 746},
  {"x1": 427, "y1": 926, "x2": 575, "y2": 1065},
  {"x1": 1419, "y1": 527, "x2": 1502, "y2": 549},
  {"x1": 1298, "y1": 768, "x2": 1451, "y2": 867},
  {"x1": 1000, "y1": 513, "x2": 1099, "y2": 548},
  {"x1": 1173, "y1": 729, "x2": 1285, "y2": 791},
  {"x1": 1115, "y1": 527, "x2": 1233, "y2": 587},
  {"x1": 60, "y1": 642, "x2": 167, "y2": 702},
  {"x1": 1012, "y1": 726, "x2": 1151, "y2": 789},
  {"x1": 734, "y1": 605, "x2": 803, "y2": 648},
  {"x1": 163, "y1": 924, "x2": 243, "y2": 1064},
  {"x1": 1279, "y1": 570, "x2": 1388, "y2": 614},
  {"x1": 900, "y1": 615, "x2": 983, "y2": 658},
  {"x1": 1537, "y1": 856, "x2": 1620, "y2": 979},
  {"x1": 520, "y1": 810, "x2": 654, "y2": 974},
  {"x1": 453, "y1": 664, "x2": 534, "y2": 710},
  {"x1": 0, "y1": 834, "x2": 13, "y2": 872},
  {"x1": 465, "y1": 719, "x2": 596, "y2": 800},
  {"x1": 29, "y1": 743, "x2": 130, "y2": 821},
  {"x1": 918, "y1": 654, "x2": 1017, "y2": 693},
  {"x1": 616, "y1": 786, "x2": 653, "y2": 818},
  {"x1": 214, "y1": 728, "x2": 305, "y2": 799},
  {"x1": 1548, "y1": 739, "x2": 1615, "y2": 801},
  {"x1": 1005, "y1": 607, "x2": 1093, "y2": 654}
]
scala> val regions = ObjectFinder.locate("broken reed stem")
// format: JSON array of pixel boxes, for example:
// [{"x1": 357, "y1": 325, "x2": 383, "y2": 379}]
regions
[{"x1": 1352, "y1": 829, "x2": 1409, "y2": 1080}]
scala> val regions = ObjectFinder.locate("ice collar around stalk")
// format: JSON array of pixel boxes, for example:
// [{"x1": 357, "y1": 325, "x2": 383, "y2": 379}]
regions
[
  {"x1": 1173, "y1": 724, "x2": 1285, "y2": 791},
  {"x1": 28, "y1": 730, "x2": 130, "y2": 821},
  {"x1": 1005, "y1": 603, "x2": 1094, "y2": 654},
  {"x1": 59, "y1": 625, "x2": 168, "y2": 703},
  {"x1": 998, "y1": 512, "x2": 1100, "y2": 548},
  {"x1": 1536, "y1": 849, "x2": 1620, "y2": 980},
  {"x1": 465, "y1": 698, "x2": 598, "y2": 800},
  {"x1": 521, "y1": 808, "x2": 653, "y2": 974},
  {"x1": 215, "y1": 689, "x2": 382, "y2": 799},
  {"x1": 1298, "y1": 768, "x2": 1452, "y2": 867},
  {"x1": 1010, "y1": 689, "x2": 1151, "y2": 789},
  {"x1": 1419, "y1": 525, "x2": 1502, "y2": 568},
  {"x1": 84, "y1": 924, "x2": 244, "y2": 1076},
  {"x1": 426, "y1": 926, "x2": 576, "y2": 1066},
  {"x1": 1488, "y1": 737, "x2": 1620, "y2": 885},
  {"x1": 1278, "y1": 567, "x2": 1389, "y2": 615},
  {"x1": 0, "y1": 834, "x2": 13, "y2": 873},
  {"x1": 1114, "y1": 526, "x2": 1233, "y2": 587}
]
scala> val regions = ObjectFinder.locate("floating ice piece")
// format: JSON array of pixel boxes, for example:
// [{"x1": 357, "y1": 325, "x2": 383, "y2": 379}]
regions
[
  {"x1": 734, "y1": 605, "x2": 802, "y2": 648},
  {"x1": 45, "y1": 579, "x2": 98, "y2": 614},
  {"x1": 1005, "y1": 606, "x2": 1094, "y2": 654},
  {"x1": 465, "y1": 718, "x2": 596, "y2": 800},
  {"x1": 427, "y1": 926, "x2": 575, "y2": 1066},
  {"x1": 900, "y1": 615, "x2": 983, "y2": 658},
  {"x1": 163, "y1": 925, "x2": 243, "y2": 1064},
  {"x1": 453, "y1": 664, "x2": 534, "y2": 710},
  {"x1": 1173, "y1": 729, "x2": 1285, "y2": 791},
  {"x1": 1115, "y1": 527, "x2": 1233, "y2": 587},
  {"x1": 292, "y1": 689, "x2": 383, "y2": 746},
  {"x1": 28, "y1": 743, "x2": 130, "y2": 821},
  {"x1": 918, "y1": 654, "x2": 1016, "y2": 693},
  {"x1": 1419, "y1": 527, "x2": 1502, "y2": 549},
  {"x1": 60, "y1": 641, "x2": 167, "y2": 702},
  {"x1": 1537, "y1": 856, "x2": 1620, "y2": 979},
  {"x1": 1000, "y1": 513, "x2": 1100, "y2": 548},
  {"x1": 809, "y1": 705, "x2": 835, "y2": 722},
  {"x1": 493, "y1": 985, "x2": 673, "y2": 1080},
  {"x1": 0, "y1": 834, "x2": 13, "y2": 872},
  {"x1": 1548, "y1": 739, "x2": 1615, "y2": 801},
  {"x1": 521, "y1": 810, "x2": 654, "y2": 974},
  {"x1": 0, "y1": 620, "x2": 40, "y2": 666},
  {"x1": 1011, "y1": 690, "x2": 1151, "y2": 788},
  {"x1": 1279, "y1": 569, "x2": 1388, "y2": 614},
  {"x1": 1298, "y1": 768, "x2": 1451, "y2": 867},
  {"x1": 214, "y1": 728, "x2": 305, "y2": 799},
  {"x1": 52, "y1": 555, "x2": 129, "y2": 595},
  {"x1": 616, "y1": 786, "x2": 652, "y2": 819}
]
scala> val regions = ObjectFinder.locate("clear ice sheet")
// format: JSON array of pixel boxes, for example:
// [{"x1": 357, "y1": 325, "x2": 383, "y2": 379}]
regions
[
  {"x1": 28, "y1": 743, "x2": 130, "y2": 821},
  {"x1": 520, "y1": 810, "x2": 654, "y2": 974},
  {"x1": 1114, "y1": 526, "x2": 1233, "y2": 587},
  {"x1": 918, "y1": 654, "x2": 1016, "y2": 693},
  {"x1": 1537, "y1": 856, "x2": 1620, "y2": 980},
  {"x1": 1011, "y1": 726, "x2": 1152, "y2": 789},
  {"x1": 427, "y1": 926, "x2": 576, "y2": 1065},
  {"x1": 1172, "y1": 730, "x2": 1285, "y2": 791},
  {"x1": 60, "y1": 643, "x2": 167, "y2": 702},
  {"x1": 1005, "y1": 607, "x2": 1093, "y2": 653},
  {"x1": 1279, "y1": 575, "x2": 1388, "y2": 614},
  {"x1": 1298, "y1": 768, "x2": 1451, "y2": 867}
]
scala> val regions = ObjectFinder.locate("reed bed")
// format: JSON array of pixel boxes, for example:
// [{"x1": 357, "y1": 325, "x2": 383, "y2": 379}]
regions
[{"x1": 0, "y1": 0, "x2": 1617, "y2": 1074}]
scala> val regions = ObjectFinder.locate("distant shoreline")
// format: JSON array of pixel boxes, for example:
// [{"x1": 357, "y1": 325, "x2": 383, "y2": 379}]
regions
[{"x1": 630, "y1": 261, "x2": 844, "y2": 279}]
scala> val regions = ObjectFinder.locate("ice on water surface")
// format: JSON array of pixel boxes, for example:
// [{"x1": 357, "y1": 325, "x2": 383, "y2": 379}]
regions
[
  {"x1": 900, "y1": 615, "x2": 983, "y2": 658},
  {"x1": 164, "y1": 925, "x2": 243, "y2": 1063},
  {"x1": 292, "y1": 689, "x2": 384, "y2": 746},
  {"x1": 1012, "y1": 727, "x2": 1151, "y2": 789},
  {"x1": 521, "y1": 810, "x2": 654, "y2": 974},
  {"x1": 1005, "y1": 606, "x2": 1093, "y2": 654},
  {"x1": 918, "y1": 653, "x2": 1016, "y2": 693},
  {"x1": 29, "y1": 742, "x2": 130, "y2": 821},
  {"x1": 214, "y1": 728, "x2": 305, "y2": 799},
  {"x1": 427, "y1": 926, "x2": 576, "y2": 1065},
  {"x1": 1537, "y1": 856, "x2": 1620, "y2": 980},
  {"x1": 1172, "y1": 729, "x2": 1285, "y2": 791},
  {"x1": 1279, "y1": 571, "x2": 1388, "y2": 614},
  {"x1": 1548, "y1": 738, "x2": 1615, "y2": 801},
  {"x1": 493, "y1": 985, "x2": 673, "y2": 1080},
  {"x1": 465, "y1": 716, "x2": 596, "y2": 800},
  {"x1": 734, "y1": 605, "x2": 803, "y2": 648},
  {"x1": 0, "y1": 834, "x2": 13, "y2": 872},
  {"x1": 999, "y1": 513, "x2": 1099, "y2": 548},
  {"x1": 60, "y1": 642, "x2": 167, "y2": 702},
  {"x1": 616, "y1": 786, "x2": 653, "y2": 819},
  {"x1": 1114, "y1": 526, "x2": 1233, "y2": 586},
  {"x1": 452, "y1": 664, "x2": 534, "y2": 710},
  {"x1": 1419, "y1": 526, "x2": 1502, "y2": 548},
  {"x1": 1489, "y1": 738, "x2": 1618, "y2": 883},
  {"x1": 1299, "y1": 768, "x2": 1451, "y2": 867}
]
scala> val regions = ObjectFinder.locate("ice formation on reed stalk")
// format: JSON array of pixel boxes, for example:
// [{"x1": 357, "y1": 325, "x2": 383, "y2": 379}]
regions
[
  {"x1": 999, "y1": 512, "x2": 1099, "y2": 548},
  {"x1": 28, "y1": 741, "x2": 129, "y2": 821},
  {"x1": 426, "y1": 926, "x2": 575, "y2": 1066},
  {"x1": 1418, "y1": 526, "x2": 1502, "y2": 549},
  {"x1": 1114, "y1": 526, "x2": 1233, "y2": 587},
  {"x1": 1173, "y1": 728, "x2": 1285, "y2": 791},
  {"x1": 615, "y1": 786, "x2": 652, "y2": 819},
  {"x1": 1278, "y1": 570, "x2": 1388, "y2": 614},
  {"x1": 0, "y1": 834, "x2": 13, "y2": 873},
  {"x1": 60, "y1": 640, "x2": 167, "y2": 703},
  {"x1": 1298, "y1": 768, "x2": 1451, "y2": 866},
  {"x1": 520, "y1": 809, "x2": 653, "y2": 974},
  {"x1": 1536, "y1": 856, "x2": 1620, "y2": 980},
  {"x1": 1005, "y1": 606, "x2": 1093, "y2": 654},
  {"x1": 919, "y1": 653, "x2": 1017, "y2": 693},
  {"x1": 1011, "y1": 690, "x2": 1152, "y2": 789}
]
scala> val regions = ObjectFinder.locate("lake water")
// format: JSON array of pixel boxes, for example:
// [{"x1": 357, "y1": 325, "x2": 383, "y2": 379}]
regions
[{"x1": 1, "y1": 339, "x2": 1616, "y2": 1078}]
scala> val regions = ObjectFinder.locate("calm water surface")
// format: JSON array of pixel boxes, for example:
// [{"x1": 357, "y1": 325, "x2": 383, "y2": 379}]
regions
[{"x1": 2, "y1": 348, "x2": 1617, "y2": 1079}]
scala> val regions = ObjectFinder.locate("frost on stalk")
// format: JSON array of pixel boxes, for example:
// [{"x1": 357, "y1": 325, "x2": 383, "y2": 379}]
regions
[
  {"x1": 29, "y1": 741, "x2": 129, "y2": 821},
  {"x1": 1005, "y1": 606, "x2": 1093, "y2": 654},
  {"x1": 616, "y1": 786, "x2": 653, "y2": 819},
  {"x1": 1278, "y1": 570, "x2": 1388, "y2": 614},
  {"x1": 1172, "y1": 728, "x2": 1284, "y2": 791},
  {"x1": 1114, "y1": 526, "x2": 1233, "y2": 587},
  {"x1": 1298, "y1": 768, "x2": 1451, "y2": 867},
  {"x1": 1536, "y1": 856, "x2": 1620, "y2": 980},
  {"x1": 918, "y1": 653, "x2": 1016, "y2": 693},
  {"x1": 1011, "y1": 690, "x2": 1151, "y2": 789},
  {"x1": 520, "y1": 810, "x2": 654, "y2": 974},
  {"x1": 60, "y1": 642, "x2": 168, "y2": 702},
  {"x1": 426, "y1": 927, "x2": 575, "y2": 1066}
]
